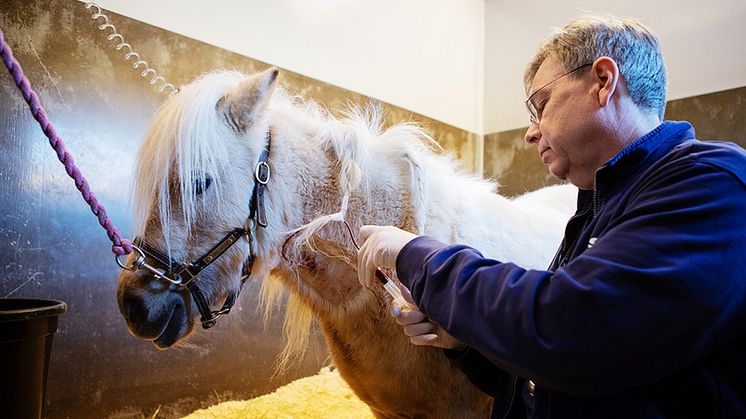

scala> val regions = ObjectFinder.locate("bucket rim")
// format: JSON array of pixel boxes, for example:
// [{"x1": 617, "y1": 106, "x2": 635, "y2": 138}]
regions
[{"x1": 0, "y1": 298, "x2": 67, "y2": 322}]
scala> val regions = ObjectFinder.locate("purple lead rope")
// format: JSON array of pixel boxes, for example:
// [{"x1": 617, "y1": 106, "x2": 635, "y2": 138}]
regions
[{"x1": 0, "y1": 28, "x2": 133, "y2": 256}]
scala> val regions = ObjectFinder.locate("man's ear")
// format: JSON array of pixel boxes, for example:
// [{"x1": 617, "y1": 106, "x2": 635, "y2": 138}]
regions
[
  {"x1": 592, "y1": 57, "x2": 619, "y2": 108},
  {"x1": 218, "y1": 67, "x2": 279, "y2": 132}
]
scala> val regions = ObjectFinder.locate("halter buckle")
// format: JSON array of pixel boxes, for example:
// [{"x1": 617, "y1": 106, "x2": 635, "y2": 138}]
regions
[{"x1": 201, "y1": 305, "x2": 232, "y2": 328}]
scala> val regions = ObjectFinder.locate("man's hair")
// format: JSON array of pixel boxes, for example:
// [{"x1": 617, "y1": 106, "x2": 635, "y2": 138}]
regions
[{"x1": 524, "y1": 15, "x2": 667, "y2": 120}]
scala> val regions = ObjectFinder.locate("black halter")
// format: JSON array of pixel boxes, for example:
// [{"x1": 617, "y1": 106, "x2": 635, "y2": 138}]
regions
[{"x1": 117, "y1": 132, "x2": 271, "y2": 329}]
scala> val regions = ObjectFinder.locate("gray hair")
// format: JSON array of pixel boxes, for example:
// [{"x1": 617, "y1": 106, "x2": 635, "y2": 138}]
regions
[{"x1": 524, "y1": 15, "x2": 667, "y2": 120}]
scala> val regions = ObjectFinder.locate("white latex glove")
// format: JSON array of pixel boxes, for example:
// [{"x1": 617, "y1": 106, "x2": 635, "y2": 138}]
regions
[
  {"x1": 357, "y1": 225, "x2": 417, "y2": 289},
  {"x1": 392, "y1": 282, "x2": 463, "y2": 349}
]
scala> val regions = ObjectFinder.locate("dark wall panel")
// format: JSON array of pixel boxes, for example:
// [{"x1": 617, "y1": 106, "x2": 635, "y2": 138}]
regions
[{"x1": 0, "y1": 2, "x2": 321, "y2": 417}]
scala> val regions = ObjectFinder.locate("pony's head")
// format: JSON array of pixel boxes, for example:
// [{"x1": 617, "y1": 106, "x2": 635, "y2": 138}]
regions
[{"x1": 117, "y1": 68, "x2": 280, "y2": 348}]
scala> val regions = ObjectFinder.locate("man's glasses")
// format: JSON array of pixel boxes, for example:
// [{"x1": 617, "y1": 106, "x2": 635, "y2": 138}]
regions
[{"x1": 525, "y1": 63, "x2": 592, "y2": 125}]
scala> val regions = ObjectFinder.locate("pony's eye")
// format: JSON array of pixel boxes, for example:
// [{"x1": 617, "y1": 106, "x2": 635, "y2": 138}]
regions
[{"x1": 195, "y1": 177, "x2": 212, "y2": 195}]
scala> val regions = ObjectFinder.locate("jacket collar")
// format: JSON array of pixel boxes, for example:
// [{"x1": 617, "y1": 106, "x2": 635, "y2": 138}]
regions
[{"x1": 594, "y1": 121, "x2": 696, "y2": 196}]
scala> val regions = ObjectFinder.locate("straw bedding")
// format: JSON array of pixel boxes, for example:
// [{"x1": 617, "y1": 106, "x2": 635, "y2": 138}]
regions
[{"x1": 183, "y1": 367, "x2": 375, "y2": 418}]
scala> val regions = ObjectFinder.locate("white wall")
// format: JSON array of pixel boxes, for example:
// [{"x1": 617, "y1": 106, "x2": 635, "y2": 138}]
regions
[
  {"x1": 85, "y1": 0, "x2": 485, "y2": 134},
  {"x1": 82, "y1": 0, "x2": 746, "y2": 135},
  {"x1": 484, "y1": 0, "x2": 746, "y2": 133}
]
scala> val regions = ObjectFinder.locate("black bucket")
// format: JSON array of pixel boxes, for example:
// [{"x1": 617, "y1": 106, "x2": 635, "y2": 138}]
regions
[{"x1": 0, "y1": 298, "x2": 67, "y2": 419}]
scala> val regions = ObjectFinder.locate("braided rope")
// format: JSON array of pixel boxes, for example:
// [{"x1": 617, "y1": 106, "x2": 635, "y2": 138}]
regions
[{"x1": 0, "y1": 28, "x2": 132, "y2": 256}]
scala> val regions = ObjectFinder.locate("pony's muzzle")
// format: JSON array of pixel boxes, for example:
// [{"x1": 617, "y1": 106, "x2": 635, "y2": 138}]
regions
[{"x1": 116, "y1": 269, "x2": 193, "y2": 345}]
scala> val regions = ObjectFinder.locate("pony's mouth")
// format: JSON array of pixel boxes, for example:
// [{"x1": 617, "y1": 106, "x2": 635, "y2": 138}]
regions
[{"x1": 153, "y1": 302, "x2": 190, "y2": 349}]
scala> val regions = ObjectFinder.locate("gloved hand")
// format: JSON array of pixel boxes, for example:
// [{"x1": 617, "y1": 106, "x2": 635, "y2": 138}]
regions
[
  {"x1": 392, "y1": 282, "x2": 464, "y2": 349},
  {"x1": 357, "y1": 225, "x2": 417, "y2": 289}
]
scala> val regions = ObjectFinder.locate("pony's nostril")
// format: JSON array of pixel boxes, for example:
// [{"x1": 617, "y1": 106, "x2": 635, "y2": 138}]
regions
[
  {"x1": 121, "y1": 292, "x2": 146, "y2": 324},
  {"x1": 118, "y1": 290, "x2": 170, "y2": 340}
]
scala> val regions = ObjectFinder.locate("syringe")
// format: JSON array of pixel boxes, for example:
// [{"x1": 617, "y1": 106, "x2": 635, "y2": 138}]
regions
[{"x1": 374, "y1": 268, "x2": 413, "y2": 311}]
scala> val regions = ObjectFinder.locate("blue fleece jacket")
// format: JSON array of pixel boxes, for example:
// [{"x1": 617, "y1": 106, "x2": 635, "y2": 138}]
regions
[{"x1": 396, "y1": 121, "x2": 746, "y2": 418}]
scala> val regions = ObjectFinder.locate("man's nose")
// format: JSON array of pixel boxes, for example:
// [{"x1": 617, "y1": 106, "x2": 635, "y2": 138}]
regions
[{"x1": 524, "y1": 122, "x2": 541, "y2": 144}]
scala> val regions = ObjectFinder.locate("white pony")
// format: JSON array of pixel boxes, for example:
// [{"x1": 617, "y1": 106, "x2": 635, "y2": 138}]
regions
[{"x1": 117, "y1": 68, "x2": 577, "y2": 418}]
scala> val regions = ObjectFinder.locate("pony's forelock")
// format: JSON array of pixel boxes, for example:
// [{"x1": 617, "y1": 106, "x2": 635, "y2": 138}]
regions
[{"x1": 133, "y1": 70, "x2": 249, "y2": 254}]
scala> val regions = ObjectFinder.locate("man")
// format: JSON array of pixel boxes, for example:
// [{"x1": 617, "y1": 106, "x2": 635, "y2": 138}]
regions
[{"x1": 357, "y1": 15, "x2": 746, "y2": 418}]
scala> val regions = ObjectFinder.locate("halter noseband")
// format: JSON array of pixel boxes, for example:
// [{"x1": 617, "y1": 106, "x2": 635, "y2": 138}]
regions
[{"x1": 117, "y1": 131, "x2": 271, "y2": 329}]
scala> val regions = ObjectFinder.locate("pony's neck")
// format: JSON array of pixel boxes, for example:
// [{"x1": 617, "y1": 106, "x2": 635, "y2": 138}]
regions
[{"x1": 260, "y1": 111, "x2": 368, "y2": 312}]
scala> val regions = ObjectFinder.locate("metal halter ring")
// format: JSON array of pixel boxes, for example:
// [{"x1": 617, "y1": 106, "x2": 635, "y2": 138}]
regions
[
  {"x1": 254, "y1": 161, "x2": 270, "y2": 185},
  {"x1": 115, "y1": 245, "x2": 183, "y2": 286}
]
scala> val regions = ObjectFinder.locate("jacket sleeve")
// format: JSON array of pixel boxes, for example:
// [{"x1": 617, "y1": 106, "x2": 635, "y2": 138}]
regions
[{"x1": 395, "y1": 158, "x2": 746, "y2": 398}]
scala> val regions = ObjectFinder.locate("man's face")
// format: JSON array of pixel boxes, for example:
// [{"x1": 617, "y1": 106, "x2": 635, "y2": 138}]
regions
[{"x1": 523, "y1": 56, "x2": 604, "y2": 189}]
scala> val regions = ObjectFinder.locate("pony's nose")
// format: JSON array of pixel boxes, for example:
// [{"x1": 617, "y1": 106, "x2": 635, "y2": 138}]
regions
[
  {"x1": 117, "y1": 270, "x2": 184, "y2": 340},
  {"x1": 119, "y1": 290, "x2": 153, "y2": 335}
]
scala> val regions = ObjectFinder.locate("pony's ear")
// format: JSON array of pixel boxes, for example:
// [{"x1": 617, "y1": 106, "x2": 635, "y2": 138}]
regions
[{"x1": 219, "y1": 67, "x2": 279, "y2": 132}]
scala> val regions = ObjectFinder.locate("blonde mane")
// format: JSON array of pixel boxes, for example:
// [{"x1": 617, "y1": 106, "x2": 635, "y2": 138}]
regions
[{"x1": 133, "y1": 71, "x2": 242, "y2": 254}]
